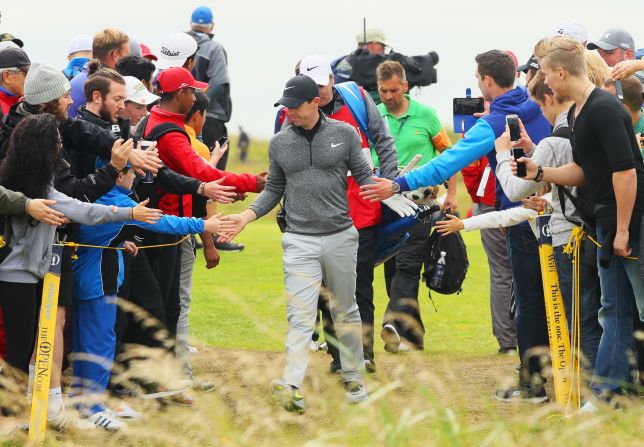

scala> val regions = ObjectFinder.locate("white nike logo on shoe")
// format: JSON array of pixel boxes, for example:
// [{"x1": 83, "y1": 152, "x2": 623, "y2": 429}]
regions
[{"x1": 331, "y1": 142, "x2": 344, "y2": 148}]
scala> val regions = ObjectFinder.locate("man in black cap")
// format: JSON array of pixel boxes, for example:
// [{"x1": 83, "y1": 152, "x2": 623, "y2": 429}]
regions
[
  {"x1": 517, "y1": 55, "x2": 539, "y2": 84},
  {"x1": 220, "y1": 75, "x2": 383, "y2": 412},
  {"x1": 0, "y1": 46, "x2": 29, "y2": 115},
  {"x1": 587, "y1": 27, "x2": 644, "y2": 86}
]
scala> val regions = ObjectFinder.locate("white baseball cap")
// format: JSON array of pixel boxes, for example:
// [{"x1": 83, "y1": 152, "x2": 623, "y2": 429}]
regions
[
  {"x1": 124, "y1": 76, "x2": 160, "y2": 105},
  {"x1": 67, "y1": 34, "x2": 93, "y2": 56},
  {"x1": 0, "y1": 41, "x2": 20, "y2": 50},
  {"x1": 156, "y1": 32, "x2": 198, "y2": 70},
  {"x1": 299, "y1": 54, "x2": 333, "y2": 86},
  {"x1": 552, "y1": 20, "x2": 588, "y2": 43}
]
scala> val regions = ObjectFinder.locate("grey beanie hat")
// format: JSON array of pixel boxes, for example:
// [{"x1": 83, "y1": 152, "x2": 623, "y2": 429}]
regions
[{"x1": 24, "y1": 63, "x2": 71, "y2": 105}]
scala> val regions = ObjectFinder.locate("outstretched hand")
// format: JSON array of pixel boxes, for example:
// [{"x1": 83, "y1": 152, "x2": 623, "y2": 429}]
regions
[
  {"x1": 129, "y1": 144, "x2": 163, "y2": 176},
  {"x1": 26, "y1": 199, "x2": 65, "y2": 226},
  {"x1": 256, "y1": 171, "x2": 268, "y2": 192},
  {"x1": 132, "y1": 198, "x2": 163, "y2": 224},
  {"x1": 359, "y1": 176, "x2": 395, "y2": 202},
  {"x1": 204, "y1": 213, "x2": 240, "y2": 237},
  {"x1": 216, "y1": 213, "x2": 249, "y2": 243},
  {"x1": 434, "y1": 214, "x2": 464, "y2": 235},
  {"x1": 203, "y1": 178, "x2": 238, "y2": 204}
]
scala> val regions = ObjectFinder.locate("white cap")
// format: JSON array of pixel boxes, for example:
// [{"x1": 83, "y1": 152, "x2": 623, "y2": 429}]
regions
[
  {"x1": 124, "y1": 76, "x2": 160, "y2": 105},
  {"x1": 299, "y1": 54, "x2": 333, "y2": 86},
  {"x1": 0, "y1": 41, "x2": 20, "y2": 50},
  {"x1": 552, "y1": 20, "x2": 588, "y2": 43},
  {"x1": 67, "y1": 34, "x2": 93, "y2": 56},
  {"x1": 157, "y1": 32, "x2": 198, "y2": 70}
]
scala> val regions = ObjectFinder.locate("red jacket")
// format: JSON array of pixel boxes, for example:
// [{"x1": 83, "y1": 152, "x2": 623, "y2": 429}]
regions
[
  {"x1": 145, "y1": 106, "x2": 258, "y2": 216},
  {"x1": 0, "y1": 89, "x2": 20, "y2": 116},
  {"x1": 461, "y1": 156, "x2": 496, "y2": 207}
]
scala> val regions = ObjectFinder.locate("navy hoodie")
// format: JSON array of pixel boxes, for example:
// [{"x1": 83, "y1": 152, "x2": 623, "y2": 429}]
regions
[{"x1": 397, "y1": 86, "x2": 551, "y2": 210}]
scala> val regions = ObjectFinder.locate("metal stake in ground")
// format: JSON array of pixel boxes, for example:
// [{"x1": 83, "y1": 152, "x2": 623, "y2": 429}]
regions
[{"x1": 27, "y1": 243, "x2": 63, "y2": 445}]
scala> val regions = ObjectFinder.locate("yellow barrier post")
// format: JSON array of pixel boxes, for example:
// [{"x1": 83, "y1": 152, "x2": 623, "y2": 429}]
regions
[
  {"x1": 535, "y1": 215, "x2": 576, "y2": 407},
  {"x1": 27, "y1": 244, "x2": 63, "y2": 445}
]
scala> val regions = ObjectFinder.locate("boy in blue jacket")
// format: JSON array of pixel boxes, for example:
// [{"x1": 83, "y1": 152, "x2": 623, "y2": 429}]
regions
[{"x1": 71, "y1": 162, "x2": 231, "y2": 431}]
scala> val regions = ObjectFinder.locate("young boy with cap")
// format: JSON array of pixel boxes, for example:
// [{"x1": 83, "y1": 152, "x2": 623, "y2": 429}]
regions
[{"x1": 121, "y1": 75, "x2": 159, "y2": 127}]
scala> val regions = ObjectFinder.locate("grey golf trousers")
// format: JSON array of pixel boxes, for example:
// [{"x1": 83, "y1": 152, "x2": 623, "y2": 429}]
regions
[{"x1": 281, "y1": 226, "x2": 364, "y2": 388}]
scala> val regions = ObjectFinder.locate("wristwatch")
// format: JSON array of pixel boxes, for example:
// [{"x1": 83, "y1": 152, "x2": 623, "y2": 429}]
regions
[
  {"x1": 533, "y1": 165, "x2": 545, "y2": 182},
  {"x1": 392, "y1": 180, "x2": 401, "y2": 194}
]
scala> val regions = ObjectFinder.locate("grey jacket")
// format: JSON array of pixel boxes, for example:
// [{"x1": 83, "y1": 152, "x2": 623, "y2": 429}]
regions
[
  {"x1": 496, "y1": 112, "x2": 578, "y2": 247},
  {"x1": 187, "y1": 30, "x2": 232, "y2": 122},
  {"x1": 250, "y1": 114, "x2": 374, "y2": 235},
  {"x1": 0, "y1": 187, "x2": 131, "y2": 283},
  {"x1": 0, "y1": 185, "x2": 28, "y2": 215}
]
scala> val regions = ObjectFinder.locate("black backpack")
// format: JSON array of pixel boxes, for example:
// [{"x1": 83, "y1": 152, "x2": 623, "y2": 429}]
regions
[{"x1": 423, "y1": 225, "x2": 469, "y2": 295}]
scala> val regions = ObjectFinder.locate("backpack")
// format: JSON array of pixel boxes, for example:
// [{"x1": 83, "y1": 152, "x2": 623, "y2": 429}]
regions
[
  {"x1": 423, "y1": 223, "x2": 469, "y2": 295},
  {"x1": 333, "y1": 81, "x2": 374, "y2": 143}
]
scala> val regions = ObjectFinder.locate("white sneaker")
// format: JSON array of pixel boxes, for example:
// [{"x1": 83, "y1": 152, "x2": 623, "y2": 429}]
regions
[
  {"x1": 398, "y1": 342, "x2": 412, "y2": 352},
  {"x1": 345, "y1": 381, "x2": 368, "y2": 404},
  {"x1": 47, "y1": 407, "x2": 96, "y2": 431},
  {"x1": 580, "y1": 401, "x2": 600, "y2": 414},
  {"x1": 188, "y1": 346, "x2": 198, "y2": 354},
  {"x1": 382, "y1": 324, "x2": 401, "y2": 353},
  {"x1": 113, "y1": 401, "x2": 142, "y2": 420},
  {"x1": 310, "y1": 340, "x2": 319, "y2": 352},
  {"x1": 88, "y1": 410, "x2": 126, "y2": 431}
]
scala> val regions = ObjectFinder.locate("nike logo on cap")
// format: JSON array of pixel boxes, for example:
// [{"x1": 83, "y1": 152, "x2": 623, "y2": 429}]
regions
[
  {"x1": 306, "y1": 66, "x2": 319, "y2": 71},
  {"x1": 284, "y1": 86, "x2": 295, "y2": 90},
  {"x1": 331, "y1": 142, "x2": 344, "y2": 148}
]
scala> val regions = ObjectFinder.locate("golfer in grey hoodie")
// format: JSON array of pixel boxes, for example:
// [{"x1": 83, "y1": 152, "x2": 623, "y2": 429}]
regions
[{"x1": 219, "y1": 76, "x2": 416, "y2": 410}]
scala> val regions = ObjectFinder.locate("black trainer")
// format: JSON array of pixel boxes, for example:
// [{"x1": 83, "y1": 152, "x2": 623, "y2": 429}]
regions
[
  {"x1": 215, "y1": 241, "x2": 245, "y2": 251},
  {"x1": 494, "y1": 384, "x2": 548, "y2": 404}
]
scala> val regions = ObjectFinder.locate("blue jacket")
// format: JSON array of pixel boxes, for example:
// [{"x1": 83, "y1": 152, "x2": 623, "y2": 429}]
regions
[
  {"x1": 68, "y1": 68, "x2": 89, "y2": 119},
  {"x1": 73, "y1": 186, "x2": 205, "y2": 300},
  {"x1": 397, "y1": 86, "x2": 551, "y2": 210}
]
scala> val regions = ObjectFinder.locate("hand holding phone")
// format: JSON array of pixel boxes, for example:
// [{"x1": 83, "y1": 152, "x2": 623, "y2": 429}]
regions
[
  {"x1": 506, "y1": 114, "x2": 521, "y2": 142},
  {"x1": 512, "y1": 147, "x2": 526, "y2": 177},
  {"x1": 217, "y1": 137, "x2": 229, "y2": 149}
]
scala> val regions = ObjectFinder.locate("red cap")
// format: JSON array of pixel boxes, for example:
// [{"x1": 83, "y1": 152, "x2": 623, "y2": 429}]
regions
[
  {"x1": 139, "y1": 43, "x2": 158, "y2": 61},
  {"x1": 157, "y1": 67, "x2": 208, "y2": 93}
]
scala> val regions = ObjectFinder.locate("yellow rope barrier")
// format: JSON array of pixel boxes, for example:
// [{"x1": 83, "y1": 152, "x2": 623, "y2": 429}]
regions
[{"x1": 53, "y1": 235, "x2": 191, "y2": 259}]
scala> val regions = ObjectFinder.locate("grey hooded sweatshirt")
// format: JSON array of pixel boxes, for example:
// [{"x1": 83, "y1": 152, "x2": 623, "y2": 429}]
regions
[
  {"x1": 250, "y1": 114, "x2": 374, "y2": 235},
  {"x1": 0, "y1": 187, "x2": 131, "y2": 283}
]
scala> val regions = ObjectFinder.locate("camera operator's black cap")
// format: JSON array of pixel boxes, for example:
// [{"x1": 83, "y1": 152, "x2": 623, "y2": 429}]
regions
[{"x1": 274, "y1": 75, "x2": 319, "y2": 108}]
